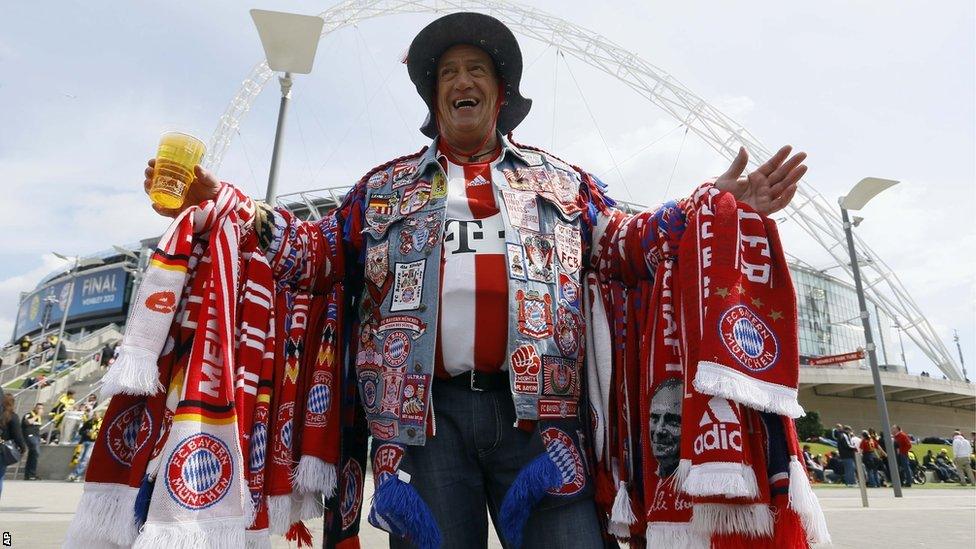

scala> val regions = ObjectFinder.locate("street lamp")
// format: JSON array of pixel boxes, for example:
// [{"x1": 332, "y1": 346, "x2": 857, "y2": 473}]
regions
[
  {"x1": 250, "y1": 9, "x2": 325, "y2": 204},
  {"x1": 51, "y1": 253, "x2": 104, "y2": 351},
  {"x1": 838, "y1": 177, "x2": 902, "y2": 497}
]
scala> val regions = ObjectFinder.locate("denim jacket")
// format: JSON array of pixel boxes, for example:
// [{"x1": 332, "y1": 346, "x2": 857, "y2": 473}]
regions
[{"x1": 263, "y1": 134, "x2": 686, "y2": 447}]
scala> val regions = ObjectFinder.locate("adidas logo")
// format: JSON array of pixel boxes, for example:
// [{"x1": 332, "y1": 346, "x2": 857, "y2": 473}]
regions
[
  {"x1": 693, "y1": 396, "x2": 743, "y2": 455},
  {"x1": 467, "y1": 175, "x2": 490, "y2": 187}
]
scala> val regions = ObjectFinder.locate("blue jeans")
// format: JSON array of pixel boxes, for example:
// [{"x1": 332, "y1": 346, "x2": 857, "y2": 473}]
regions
[
  {"x1": 71, "y1": 441, "x2": 95, "y2": 478},
  {"x1": 842, "y1": 458, "x2": 856, "y2": 485},
  {"x1": 0, "y1": 460, "x2": 6, "y2": 498},
  {"x1": 897, "y1": 454, "x2": 913, "y2": 486},
  {"x1": 383, "y1": 379, "x2": 603, "y2": 549}
]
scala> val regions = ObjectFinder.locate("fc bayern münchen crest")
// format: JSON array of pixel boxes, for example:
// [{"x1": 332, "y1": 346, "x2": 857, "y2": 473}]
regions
[
  {"x1": 165, "y1": 433, "x2": 234, "y2": 510},
  {"x1": 516, "y1": 289, "x2": 553, "y2": 339},
  {"x1": 106, "y1": 403, "x2": 150, "y2": 466},
  {"x1": 340, "y1": 459, "x2": 364, "y2": 530},
  {"x1": 555, "y1": 306, "x2": 583, "y2": 358},
  {"x1": 719, "y1": 304, "x2": 779, "y2": 372},
  {"x1": 541, "y1": 428, "x2": 585, "y2": 496}
]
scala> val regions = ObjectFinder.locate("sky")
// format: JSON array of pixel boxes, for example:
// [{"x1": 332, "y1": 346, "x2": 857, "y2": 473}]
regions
[{"x1": 0, "y1": 0, "x2": 973, "y2": 375}]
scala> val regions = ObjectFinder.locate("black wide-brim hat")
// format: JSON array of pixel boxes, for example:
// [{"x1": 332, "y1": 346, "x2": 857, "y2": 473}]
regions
[{"x1": 407, "y1": 12, "x2": 532, "y2": 139}]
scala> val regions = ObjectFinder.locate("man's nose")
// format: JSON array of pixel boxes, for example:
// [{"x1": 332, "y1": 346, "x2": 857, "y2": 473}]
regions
[{"x1": 454, "y1": 70, "x2": 474, "y2": 90}]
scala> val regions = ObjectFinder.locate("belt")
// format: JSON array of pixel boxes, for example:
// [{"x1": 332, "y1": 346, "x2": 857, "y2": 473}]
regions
[{"x1": 439, "y1": 370, "x2": 509, "y2": 392}]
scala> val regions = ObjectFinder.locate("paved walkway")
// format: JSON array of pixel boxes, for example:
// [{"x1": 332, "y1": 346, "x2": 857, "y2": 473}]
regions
[{"x1": 0, "y1": 481, "x2": 971, "y2": 547}]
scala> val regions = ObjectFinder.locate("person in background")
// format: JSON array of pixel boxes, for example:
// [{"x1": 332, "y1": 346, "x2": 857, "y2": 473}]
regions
[
  {"x1": 847, "y1": 425, "x2": 861, "y2": 449},
  {"x1": 892, "y1": 424, "x2": 913, "y2": 487},
  {"x1": 17, "y1": 335, "x2": 32, "y2": 363},
  {"x1": 99, "y1": 342, "x2": 113, "y2": 369},
  {"x1": 951, "y1": 430, "x2": 975, "y2": 485},
  {"x1": 21, "y1": 403, "x2": 44, "y2": 480},
  {"x1": 81, "y1": 394, "x2": 98, "y2": 417},
  {"x1": 836, "y1": 426, "x2": 857, "y2": 486},
  {"x1": 825, "y1": 451, "x2": 844, "y2": 484},
  {"x1": 859, "y1": 429, "x2": 881, "y2": 487},
  {"x1": 66, "y1": 408, "x2": 102, "y2": 482},
  {"x1": 47, "y1": 390, "x2": 76, "y2": 444},
  {"x1": 0, "y1": 393, "x2": 27, "y2": 499},
  {"x1": 803, "y1": 444, "x2": 825, "y2": 482},
  {"x1": 935, "y1": 449, "x2": 958, "y2": 482}
]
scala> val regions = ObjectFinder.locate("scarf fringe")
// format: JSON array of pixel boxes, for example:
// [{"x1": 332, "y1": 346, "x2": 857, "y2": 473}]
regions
[
  {"x1": 788, "y1": 457, "x2": 832, "y2": 545},
  {"x1": 100, "y1": 345, "x2": 164, "y2": 398},
  {"x1": 682, "y1": 462, "x2": 758, "y2": 499},
  {"x1": 694, "y1": 362, "x2": 804, "y2": 418},
  {"x1": 299, "y1": 491, "x2": 325, "y2": 521},
  {"x1": 645, "y1": 522, "x2": 710, "y2": 549},
  {"x1": 294, "y1": 455, "x2": 338, "y2": 498},
  {"x1": 609, "y1": 481, "x2": 637, "y2": 538},
  {"x1": 691, "y1": 503, "x2": 773, "y2": 537},
  {"x1": 133, "y1": 518, "x2": 248, "y2": 549},
  {"x1": 370, "y1": 474, "x2": 442, "y2": 549},
  {"x1": 244, "y1": 529, "x2": 272, "y2": 549},
  {"x1": 267, "y1": 494, "x2": 294, "y2": 535},
  {"x1": 499, "y1": 451, "x2": 563, "y2": 548},
  {"x1": 285, "y1": 521, "x2": 314, "y2": 547},
  {"x1": 62, "y1": 484, "x2": 140, "y2": 548}
]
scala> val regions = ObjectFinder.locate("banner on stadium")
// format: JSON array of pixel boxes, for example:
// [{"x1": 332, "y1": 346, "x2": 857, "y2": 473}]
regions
[
  {"x1": 807, "y1": 349, "x2": 865, "y2": 366},
  {"x1": 13, "y1": 265, "x2": 129, "y2": 340}
]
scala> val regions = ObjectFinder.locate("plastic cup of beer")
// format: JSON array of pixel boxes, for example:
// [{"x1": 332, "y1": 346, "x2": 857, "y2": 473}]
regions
[{"x1": 150, "y1": 131, "x2": 207, "y2": 210}]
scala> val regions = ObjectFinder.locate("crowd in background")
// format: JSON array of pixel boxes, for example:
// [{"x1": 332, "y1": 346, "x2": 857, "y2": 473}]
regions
[{"x1": 803, "y1": 424, "x2": 976, "y2": 488}]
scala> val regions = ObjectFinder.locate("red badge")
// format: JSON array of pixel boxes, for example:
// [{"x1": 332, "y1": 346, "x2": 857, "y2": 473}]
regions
[
  {"x1": 516, "y1": 289, "x2": 553, "y2": 339},
  {"x1": 542, "y1": 356, "x2": 580, "y2": 397},
  {"x1": 400, "y1": 374, "x2": 428, "y2": 425},
  {"x1": 106, "y1": 403, "x2": 150, "y2": 466},
  {"x1": 719, "y1": 305, "x2": 779, "y2": 372},
  {"x1": 373, "y1": 443, "x2": 404, "y2": 484},
  {"x1": 382, "y1": 330, "x2": 411, "y2": 368},
  {"x1": 145, "y1": 290, "x2": 176, "y2": 313},
  {"x1": 369, "y1": 419, "x2": 399, "y2": 441},
  {"x1": 165, "y1": 433, "x2": 233, "y2": 510},
  {"x1": 340, "y1": 459, "x2": 364, "y2": 529},
  {"x1": 554, "y1": 306, "x2": 583, "y2": 359},
  {"x1": 511, "y1": 344, "x2": 541, "y2": 394}
]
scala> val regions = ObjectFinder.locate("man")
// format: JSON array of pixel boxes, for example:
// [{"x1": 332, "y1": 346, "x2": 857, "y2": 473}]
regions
[
  {"x1": 935, "y1": 449, "x2": 958, "y2": 483},
  {"x1": 892, "y1": 424, "x2": 913, "y2": 487},
  {"x1": 21, "y1": 403, "x2": 43, "y2": 480},
  {"x1": 67, "y1": 409, "x2": 102, "y2": 482},
  {"x1": 18, "y1": 335, "x2": 32, "y2": 363},
  {"x1": 835, "y1": 425, "x2": 857, "y2": 486},
  {"x1": 139, "y1": 12, "x2": 805, "y2": 547},
  {"x1": 951, "y1": 430, "x2": 975, "y2": 485},
  {"x1": 47, "y1": 389, "x2": 75, "y2": 444},
  {"x1": 803, "y1": 444, "x2": 825, "y2": 482},
  {"x1": 825, "y1": 451, "x2": 843, "y2": 484},
  {"x1": 99, "y1": 342, "x2": 113, "y2": 369},
  {"x1": 649, "y1": 378, "x2": 682, "y2": 478}
]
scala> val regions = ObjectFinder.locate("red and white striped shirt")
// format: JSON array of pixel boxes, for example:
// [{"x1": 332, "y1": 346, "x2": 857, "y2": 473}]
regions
[{"x1": 435, "y1": 150, "x2": 509, "y2": 377}]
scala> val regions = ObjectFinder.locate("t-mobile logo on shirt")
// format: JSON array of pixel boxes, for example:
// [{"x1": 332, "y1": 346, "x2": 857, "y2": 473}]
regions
[{"x1": 444, "y1": 218, "x2": 506, "y2": 255}]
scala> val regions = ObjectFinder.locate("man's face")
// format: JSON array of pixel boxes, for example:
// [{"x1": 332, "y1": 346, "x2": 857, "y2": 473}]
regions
[
  {"x1": 34, "y1": 405, "x2": 43, "y2": 414},
  {"x1": 435, "y1": 45, "x2": 500, "y2": 144},
  {"x1": 649, "y1": 382, "x2": 682, "y2": 477}
]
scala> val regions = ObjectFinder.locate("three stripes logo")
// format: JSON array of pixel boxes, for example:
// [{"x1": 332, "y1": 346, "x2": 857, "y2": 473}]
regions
[{"x1": 693, "y1": 396, "x2": 743, "y2": 456}]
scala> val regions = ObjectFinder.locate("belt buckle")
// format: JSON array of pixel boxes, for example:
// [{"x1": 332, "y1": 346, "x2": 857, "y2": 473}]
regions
[{"x1": 469, "y1": 370, "x2": 485, "y2": 392}]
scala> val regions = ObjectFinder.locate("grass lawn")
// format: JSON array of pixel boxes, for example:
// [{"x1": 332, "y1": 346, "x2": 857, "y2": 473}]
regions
[{"x1": 803, "y1": 441, "x2": 963, "y2": 460}]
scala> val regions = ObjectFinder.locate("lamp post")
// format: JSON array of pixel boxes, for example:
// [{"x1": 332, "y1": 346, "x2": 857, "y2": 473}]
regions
[
  {"x1": 838, "y1": 177, "x2": 902, "y2": 497},
  {"x1": 250, "y1": 9, "x2": 325, "y2": 205},
  {"x1": 51, "y1": 253, "x2": 104, "y2": 352}
]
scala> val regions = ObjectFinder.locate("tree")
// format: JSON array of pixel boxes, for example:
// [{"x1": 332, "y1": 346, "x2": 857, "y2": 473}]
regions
[{"x1": 795, "y1": 410, "x2": 825, "y2": 442}]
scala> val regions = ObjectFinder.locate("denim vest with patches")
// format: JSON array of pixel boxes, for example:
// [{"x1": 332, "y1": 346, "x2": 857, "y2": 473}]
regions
[{"x1": 358, "y1": 137, "x2": 587, "y2": 446}]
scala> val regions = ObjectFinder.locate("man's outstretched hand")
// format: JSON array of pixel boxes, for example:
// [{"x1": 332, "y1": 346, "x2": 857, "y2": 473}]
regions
[
  {"x1": 143, "y1": 158, "x2": 220, "y2": 218},
  {"x1": 714, "y1": 145, "x2": 806, "y2": 216}
]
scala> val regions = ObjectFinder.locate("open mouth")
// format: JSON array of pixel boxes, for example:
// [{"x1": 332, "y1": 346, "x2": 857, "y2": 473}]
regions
[{"x1": 453, "y1": 98, "x2": 479, "y2": 110}]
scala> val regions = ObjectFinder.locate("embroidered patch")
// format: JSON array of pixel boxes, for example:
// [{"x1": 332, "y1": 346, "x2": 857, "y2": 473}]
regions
[
  {"x1": 558, "y1": 272, "x2": 581, "y2": 310},
  {"x1": 392, "y1": 162, "x2": 417, "y2": 188},
  {"x1": 400, "y1": 374, "x2": 428, "y2": 425},
  {"x1": 106, "y1": 402, "x2": 150, "y2": 466},
  {"x1": 542, "y1": 355, "x2": 580, "y2": 397},
  {"x1": 390, "y1": 259, "x2": 425, "y2": 312},
  {"x1": 719, "y1": 305, "x2": 779, "y2": 372},
  {"x1": 369, "y1": 419, "x2": 399, "y2": 441},
  {"x1": 538, "y1": 398, "x2": 580, "y2": 420},
  {"x1": 380, "y1": 371, "x2": 404, "y2": 417},
  {"x1": 367, "y1": 169, "x2": 390, "y2": 189},
  {"x1": 249, "y1": 409, "x2": 268, "y2": 473},
  {"x1": 520, "y1": 151, "x2": 545, "y2": 167},
  {"x1": 399, "y1": 179, "x2": 432, "y2": 216},
  {"x1": 502, "y1": 168, "x2": 535, "y2": 191},
  {"x1": 522, "y1": 231, "x2": 555, "y2": 283},
  {"x1": 373, "y1": 443, "x2": 404, "y2": 484},
  {"x1": 165, "y1": 433, "x2": 234, "y2": 510},
  {"x1": 429, "y1": 172, "x2": 447, "y2": 200},
  {"x1": 511, "y1": 344, "x2": 542, "y2": 394},
  {"x1": 507, "y1": 243, "x2": 528, "y2": 280},
  {"x1": 365, "y1": 193, "x2": 399, "y2": 233},
  {"x1": 340, "y1": 459, "x2": 364, "y2": 529},
  {"x1": 304, "y1": 370, "x2": 332, "y2": 427},
  {"x1": 383, "y1": 330, "x2": 411, "y2": 368},
  {"x1": 502, "y1": 189, "x2": 540, "y2": 232},
  {"x1": 359, "y1": 367, "x2": 380, "y2": 414},
  {"x1": 357, "y1": 336, "x2": 383, "y2": 371},
  {"x1": 553, "y1": 223, "x2": 582, "y2": 273},
  {"x1": 541, "y1": 427, "x2": 586, "y2": 496},
  {"x1": 398, "y1": 211, "x2": 441, "y2": 255},
  {"x1": 272, "y1": 402, "x2": 294, "y2": 467},
  {"x1": 366, "y1": 242, "x2": 390, "y2": 289},
  {"x1": 554, "y1": 305, "x2": 584, "y2": 359},
  {"x1": 376, "y1": 315, "x2": 427, "y2": 339},
  {"x1": 516, "y1": 289, "x2": 554, "y2": 339}
]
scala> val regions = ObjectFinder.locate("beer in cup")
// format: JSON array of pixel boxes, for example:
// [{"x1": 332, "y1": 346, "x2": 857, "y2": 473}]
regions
[{"x1": 149, "y1": 131, "x2": 207, "y2": 209}]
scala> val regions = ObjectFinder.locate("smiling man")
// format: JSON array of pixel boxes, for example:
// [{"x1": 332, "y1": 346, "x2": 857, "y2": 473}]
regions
[{"x1": 130, "y1": 11, "x2": 809, "y2": 549}]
